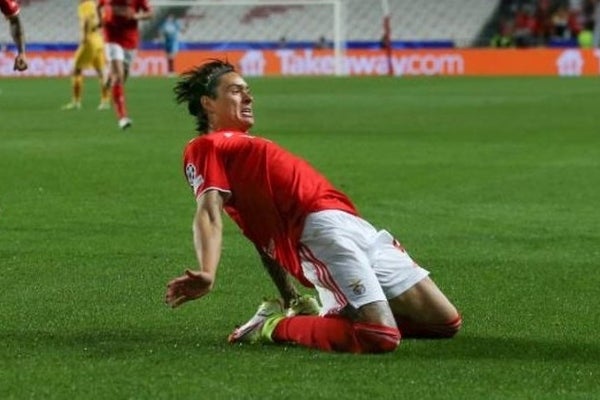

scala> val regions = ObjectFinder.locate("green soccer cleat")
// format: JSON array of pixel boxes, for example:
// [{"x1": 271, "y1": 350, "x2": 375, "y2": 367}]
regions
[
  {"x1": 286, "y1": 294, "x2": 321, "y2": 317},
  {"x1": 228, "y1": 299, "x2": 285, "y2": 344}
]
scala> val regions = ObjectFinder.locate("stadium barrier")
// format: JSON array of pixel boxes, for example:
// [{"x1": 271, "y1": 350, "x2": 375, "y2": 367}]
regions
[{"x1": 2, "y1": 48, "x2": 600, "y2": 77}]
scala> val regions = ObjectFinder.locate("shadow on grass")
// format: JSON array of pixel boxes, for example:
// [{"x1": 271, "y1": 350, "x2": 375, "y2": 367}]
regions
[
  {"x1": 4, "y1": 329, "x2": 598, "y2": 364},
  {"x1": 3, "y1": 328, "x2": 225, "y2": 359},
  {"x1": 401, "y1": 335, "x2": 599, "y2": 364}
]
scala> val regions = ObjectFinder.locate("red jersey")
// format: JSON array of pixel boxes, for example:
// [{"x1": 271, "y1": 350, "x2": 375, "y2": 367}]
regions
[
  {"x1": 0, "y1": 0, "x2": 19, "y2": 18},
  {"x1": 98, "y1": 0, "x2": 151, "y2": 49},
  {"x1": 183, "y1": 131, "x2": 358, "y2": 287}
]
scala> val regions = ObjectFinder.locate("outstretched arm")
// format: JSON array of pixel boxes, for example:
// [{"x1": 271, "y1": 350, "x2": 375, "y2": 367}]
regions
[
  {"x1": 255, "y1": 246, "x2": 300, "y2": 308},
  {"x1": 165, "y1": 190, "x2": 224, "y2": 308},
  {"x1": 8, "y1": 15, "x2": 27, "y2": 71}
]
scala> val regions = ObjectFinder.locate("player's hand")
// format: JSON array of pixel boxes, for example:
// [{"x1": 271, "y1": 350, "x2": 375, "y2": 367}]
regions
[
  {"x1": 165, "y1": 269, "x2": 213, "y2": 308},
  {"x1": 13, "y1": 54, "x2": 27, "y2": 71}
]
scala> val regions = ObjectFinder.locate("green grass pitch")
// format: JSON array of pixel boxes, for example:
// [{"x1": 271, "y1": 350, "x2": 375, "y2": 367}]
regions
[{"x1": 1, "y1": 75, "x2": 599, "y2": 399}]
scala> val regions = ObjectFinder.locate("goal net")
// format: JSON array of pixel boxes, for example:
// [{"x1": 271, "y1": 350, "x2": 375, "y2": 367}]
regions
[
  {"x1": 1, "y1": 1, "x2": 498, "y2": 77},
  {"x1": 150, "y1": 0, "x2": 346, "y2": 75}
]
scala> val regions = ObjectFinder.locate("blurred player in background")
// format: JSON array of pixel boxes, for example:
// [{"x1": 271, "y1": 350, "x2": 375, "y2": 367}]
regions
[
  {"x1": 165, "y1": 59, "x2": 462, "y2": 354},
  {"x1": 62, "y1": 0, "x2": 110, "y2": 111},
  {"x1": 97, "y1": 0, "x2": 153, "y2": 129},
  {"x1": 1, "y1": 0, "x2": 27, "y2": 71},
  {"x1": 159, "y1": 13, "x2": 185, "y2": 77}
]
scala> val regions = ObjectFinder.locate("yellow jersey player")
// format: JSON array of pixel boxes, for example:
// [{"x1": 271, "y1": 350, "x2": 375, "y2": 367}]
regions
[{"x1": 62, "y1": 0, "x2": 110, "y2": 110}]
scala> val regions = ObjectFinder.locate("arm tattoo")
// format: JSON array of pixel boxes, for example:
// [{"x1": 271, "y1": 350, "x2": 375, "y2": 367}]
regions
[{"x1": 256, "y1": 246, "x2": 299, "y2": 308}]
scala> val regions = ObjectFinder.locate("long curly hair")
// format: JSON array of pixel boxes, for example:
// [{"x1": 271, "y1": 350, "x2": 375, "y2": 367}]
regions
[{"x1": 173, "y1": 59, "x2": 236, "y2": 133}]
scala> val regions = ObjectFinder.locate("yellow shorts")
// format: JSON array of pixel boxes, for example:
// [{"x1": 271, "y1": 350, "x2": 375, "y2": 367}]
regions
[{"x1": 73, "y1": 42, "x2": 105, "y2": 71}]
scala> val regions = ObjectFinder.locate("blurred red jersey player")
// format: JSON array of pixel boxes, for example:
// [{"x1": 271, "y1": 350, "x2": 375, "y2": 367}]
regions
[
  {"x1": 1, "y1": 0, "x2": 27, "y2": 71},
  {"x1": 97, "y1": 0, "x2": 153, "y2": 129}
]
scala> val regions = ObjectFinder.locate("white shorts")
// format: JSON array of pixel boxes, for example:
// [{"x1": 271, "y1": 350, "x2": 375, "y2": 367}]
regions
[
  {"x1": 299, "y1": 210, "x2": 429, "y2": 315},
  {"x1": 104, "y1": 42, "x2": 136, "y2": 66}
]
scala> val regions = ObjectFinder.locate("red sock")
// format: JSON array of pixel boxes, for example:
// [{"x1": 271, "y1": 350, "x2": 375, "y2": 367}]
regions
[
  {"x1": 395, "y1": 315, "x2": 462, "y2": 338},
  {"x1": 273, "y1": 315, "x2": 400, "y2": 353},
  {"x1": 112, "y1": 83, "x2": 127, "y2": 119}
]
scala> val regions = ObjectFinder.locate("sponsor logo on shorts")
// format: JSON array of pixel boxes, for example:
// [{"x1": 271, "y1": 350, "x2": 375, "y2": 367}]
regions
[{"x1": 349, "y1": 280, "x2": 366, "y2": 296}]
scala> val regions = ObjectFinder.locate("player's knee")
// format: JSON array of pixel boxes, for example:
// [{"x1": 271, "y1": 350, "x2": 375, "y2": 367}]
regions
[{"x1": 354, "y1": 323, "x2": 401, "y2": 353}]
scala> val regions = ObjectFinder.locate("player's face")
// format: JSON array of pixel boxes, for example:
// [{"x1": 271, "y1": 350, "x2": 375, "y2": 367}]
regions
[{"x1": 208, "y1": 72, "x2": 254, "y2": 132}]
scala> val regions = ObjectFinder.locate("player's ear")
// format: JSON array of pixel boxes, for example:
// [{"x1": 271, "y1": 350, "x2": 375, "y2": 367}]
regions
[{"x1": 200, "y1": 95, "x2": 213, "y2": 111}]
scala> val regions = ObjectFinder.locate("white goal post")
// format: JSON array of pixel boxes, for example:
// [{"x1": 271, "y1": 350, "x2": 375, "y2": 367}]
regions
[{"x1": 150, "y1": 0, "x2": 346, "y2": 75}]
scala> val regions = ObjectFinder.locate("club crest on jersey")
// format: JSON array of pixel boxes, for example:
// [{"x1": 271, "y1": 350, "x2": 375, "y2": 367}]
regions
[{"x1": 185, "y1": 163, "x2": 204, "y2": 193}]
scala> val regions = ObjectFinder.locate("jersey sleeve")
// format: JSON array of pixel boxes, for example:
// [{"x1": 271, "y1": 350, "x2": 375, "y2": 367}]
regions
[
  {"x1": 0, "y1": 0, "x2": 20, "y2": 18},
  {"x1": 183, "y1": 139, "x2": 231, "y2": 200}
]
